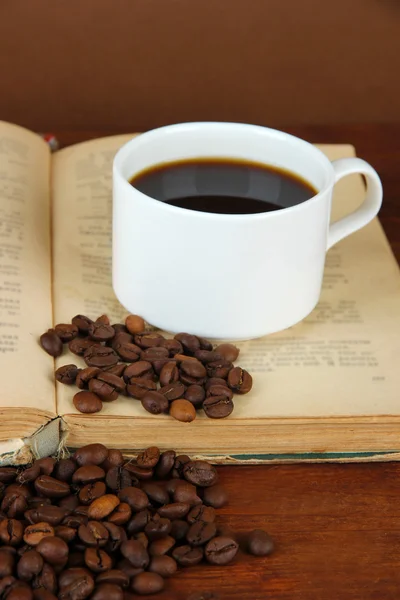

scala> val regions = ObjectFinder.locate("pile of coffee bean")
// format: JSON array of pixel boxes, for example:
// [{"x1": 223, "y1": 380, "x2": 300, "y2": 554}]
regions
[
  {"x1": 40, "y1": 314, "x2": 253, "y2": 421},
  {"x1": 0, "y1": 444, "x2": 274, "y2": 598}
]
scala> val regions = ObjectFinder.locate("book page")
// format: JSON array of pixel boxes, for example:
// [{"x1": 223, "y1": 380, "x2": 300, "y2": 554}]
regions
[
  {"x1": 52, "y1": 138, "x2": 400, "y2": 420},
  {"x1": 0, "y1": 121, "x2": 55, "y2": 414}
]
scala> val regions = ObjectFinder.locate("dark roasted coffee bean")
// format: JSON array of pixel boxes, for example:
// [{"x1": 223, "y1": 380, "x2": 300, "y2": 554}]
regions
[
  {"x1": 112, "y1": 323, "x2": 128, "y2": 334},
  {"x1": 36, "y1": 535, "x2": 69, "y2": 565},
  {"x1": 148, "y1": 555, "x2": 177, "y2": 578},
  {"x1": 87, "y1": 495, "x2": 120, "y2": 520},
  {"x1": 73, "y1": 391, "x2": 102, "y2": 414},
  {"x1": 58, "y1": 567, "x2": 92, "y2": 589},
  {"x1": 125, "y1": 314, "x2": 146, "y2": 335},
  {"x1": 148, "y1": 535, "x2": 175, "y2": 557},
  {"x1": 33, "y1": 590, "x2": 58, "y2": 600},
  {"x1": 205, "y1": 536, "x2": 238, "y2": 565},
  {"x1": 25, "y1": 505, "x2": 69, "y2": 526},
  {"x1": 32, "y1": 562, "x2": 57, "y2": 594},
  {"x1": 123, "y1": 361, "x2": 154, "y2": 383},
  {"x1": 102, "y1": 450, "x2": 124, "y2": 472},
  {"x1": 68, "y1": 338, "x2": 100, "y2": 357},
  {"x1": 88, "y1": 322, "x2": 115, "y2": 342},
  {"x1": 72, "y1": 466, "x2": 105, "y2": 485},
  {"x1": 54, "y1": 526, "x2": 76, "y2": 544},
  {"x1": 198, "y1": 336, "x2": 213, "y2": 351},
  {"x1": 118, "y1": 488, "x2": 148, "y2": 512},
  {"x1": 74, "y1": 444, "x2": 108, "y2": 467},
  {"x1": 27, "y1": 497, "x2": 51, "y2": 510},
  {"x1": 206, "y1": 384, "x2": 233, "y2": 400},
  {"x1": 126, "y1": 378, "x2": 157, "y2": 400},
  {"x1": 180, "y1": 359, "x2": 207, "y2": 379},
  {"x1": 205, "y1": 377, "x2": 228, "y2": 391},
  {"x1": 36, "y1": 458, "x2": 56, "y2": 476},
  {"x1": 90, "y1": 583, "x2": 123, "y2": 600},
  {"x1": 105, "y1": 468, "x2": 131, "y2": 492},
  {"x1": 55, "y1": 324, "x2": 79, "y2": 343},
  {"x1": 150, "y1": 357, "x2": 175, "y2": 376},
  {"x1": 62, "y1": 515, "x2": 87, "y2": 529},
  {"x1": 58, "y1": 571, "x2": 94, "y2": 599},
  {"x1": 107, "y1": 502, "x2": 131, "y2": 525},
  {"x1": 126, "y1": 509, "x2": 151, "y2": 535},
  {"x1": 187, "y1": 521, "x2": 217, "y2": 546},
  {"x1": 74, "y1": 505, "x2": 90, "y2": 519},
  {"x1": 84, "y1": 346, "x2": 119, "y2": 368},
  {"x1": 158, "y1": 382, "x2": 186, "y2": 401},
  {"x1": 171, "y1": 455, "x2": 191, "y2": 479},
  {"x1": 88, "y1": 378, "x2": 118, "y2": 402},
  {"x1": 75, "y1": 368, "x2": 101, "y2": 390},
  {"x1": 194, "y1": 350, "x2": 222, "y2": 363},
  {"x1": 78, "y1": 521, "x2": 109, "y2": 547},
  {"x1": 40, "y1": 329, "x2": 63, "y2": 357},
  {"x1": 203, "y1": 484, "x2": 228, "y2": 508},
  {"x1": 17, "y1": 549, "x2": 43, "y2": 581},
  {"x1": 72, "y1": 315, "x2": 94, "y2": 334},
  {"x1": 2, "y1": 580, "x2": 32, "y2": 600},
  {"x1": 183, "y1": 461, "x2": 218, "y2": 487},
  {"x1": 172, "y1": 545, "x2": 203, "y2": 566},
  {"x1": 103, "y1": 523, "x2": 126, "y2": 553},
  {"x1": 144, "y1": 515, "x2": 171, "y2": 541},
  {"x1": 56, "y1": 364, "x2": 80, "y2": 385},
  {"x1": 203, "y1": 396, "x2": 234, "y2": 419},
  {"x1": 53, "y1": 460, "x2": 77, "y2": 483},
  {"x1": 227, "y1": 366, "x2": 253, "y2": 394},
  {"x1": 174, "y1": 333, "x2": 200, "y2": 355},
  {"x1": 114, "y1": 342, "x2": 141, "y2": 362},
  {"x1": 116, "y1": 558, "x2": 144, "y2": 579},
  {"x1": 159, "y1": 362, "x2": 179, "y2": 387},
  {"x1": 111, "y1": 332, "x2": 133, "y2": 350},
  {"x1": 169, "y1": 399, "x2": 196, "y2": 422},
  {"x1": 59, "y1": 496, "x2": 79, "y2": 511},
  {"x1": 159, "y1": 338, "x2": 183, "y2": 357},
  {"x1": 123, "y1": 464, "x2": 152, "y2": 481},
  {"x1": 34, "y1": 476, "x2": 70, "y2": 498},
  {"x1": 171, "y1": 481, "x2": 201, "y2": 506},
  {"x1": 133, "y1": 333, "x2": 164, "y2": 349},
  {"x1": 79, "y1": 482, "x2": 106, "y2": 505},
  {"x1": 23, "y1": 522, "x2": 54, "y2": 546},
  {"x1": 84, "y1": 548, "x2": 112, "y2": 573},
  {"x1": 96, "y1": 569, "x2": 129, "y2": 588},
  {"x1": 137, "y1": 447, "x2": 160, "y2": 469},
  {"x1": 96, "y1": 315, "x2": 110, "y2": 325},
  {"x1": 102, "y1": 363, "x2": 126, "y2": 377},
  {"x1": 1, "y1": 493, "x2": 27, "y2": 517},
  {"x1": 246, "y1": 529, "x2": 274, "y2": 556},
  {"x1": 215, "y1": 343, "x2": 239, "y2": 362},
  {"x1": 158, "y1": 502, "x2": 190, "y2": 520},
  {"x1": 5, "y1": 484, "x2": 31, "y2": 499},
  {"x1": 131, "y1": 532, "x2": 148, "y2": 550},
  {"x1": 140, "y1": 482, "x2": 168, "y2": 505},
  {"x1": 206, "y1": 359, "x2": 232, "y2": 379},
  {"x1": 169, "y1": 519, "x2": 190, "y2": 541},
  {"x1": 0, "y1": 549, "x2": 15, "y2": 577},
  {"x1": 155, "y1": 450, "x2": 176, "y2": 478},
  {"x1": 131, "y1": 572, "x2": 164, "y2": 595},
  {"x1": 184, "y1": 384, "x2": 206, "y2": 407},
  {"x1": 120, "y1": 540, "x2": 149, "y2": 569},
  {"x1": 141, "y1": 391, "x2": 169, "y2": 415},
  {"x1": 0, "y1": 468, "x2": 18, "y2": 483},
  {"x1": 187, "y1": 505, "x2": 216, "y2": 524}
]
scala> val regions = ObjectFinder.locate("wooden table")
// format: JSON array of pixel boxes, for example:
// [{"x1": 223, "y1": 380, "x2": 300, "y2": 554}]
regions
[{"x1": 59, "y1": 125, "x2": 400, "y2": 600}]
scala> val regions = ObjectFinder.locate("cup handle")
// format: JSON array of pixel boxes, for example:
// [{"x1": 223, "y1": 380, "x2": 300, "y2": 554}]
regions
[{"x1": 327, "y1": 158, "x2": 383, "y2": 250}]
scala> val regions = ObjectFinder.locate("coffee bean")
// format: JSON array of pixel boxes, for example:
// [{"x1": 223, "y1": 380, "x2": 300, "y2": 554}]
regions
[
  {"x1": 17, "y1": 550, "x2": 43, "y2": 581},
  {"x1": 126, "y1": 510, "x2": 151, "y2": 536},
  {"x1": 25, "y1": 506, "x2": 69, "y2": 526},
  {"x1": 193, "y1": 350, "x2": 222, "y2": 364},
  {"x1": 123, "y1": 361, "x2": 154, "y2": 383},
  {"x1": 23, "y1": 523, "x2": 55, "y2": 546},
  {"x1": 133, "y1": 532, "x2": 150, "y2": 551},
  {"x1": 96, "y1": 569, "x2": 129, "y2": 588},
  {"x1": 40, "y1": 330, "x2": 63, "y2": 357},
  {"x1": 140, "y1": 482, "x2": 168, "y2": 505},
  {"x1": 6, "y1": 484, "x2": 31, "y2": 499},
  {"x1": 32, "y1": 562, "x2": 57, "y2": 594},
  {"x1": 134, "y1": 333, "x2": 164, "y2": 349},
  {"x1": 125, "y1": 314, "x2": 145, "y2": 335},
  {"x1": 58, "y1": 572, "x2": 94, "y2": 599},
  {"x1": 89, "y1": 583, "x2": 122, "y2": 600},
  {"x1": 227, "y1": 367, "x2": 253, "y2": 394},
  {"x1": 140, "y1": 347, "x2": 169, "y2": 361},
  {"x1": 105, "y1": 468, "x2": 132, "y2": 492},
  {"x1": 107, "y1": 502, "x2": 131, "y2": 526},
  {"x1": 102, "y1": 450, "x2": 124, "y2": 472},
  {"x1": 36, "y1": 536, "x2": 69, "y2": 565},
  {"x1": 148, "y1": 555, "x2": 177, "y2": 578},
  {"x1": 169, "y1": 399, "x2": 196, "y2": 422},
  {"x1": 36, "y1": 458, "x2": 56, "y2": 476},
  {"x1": 103, "y1": 523, "x2": 126, "y2": 553},
  {"x1": 116, "y1": 558, "x2": 144, "y2": 579},
  {"x1": 203, "y1": 396, "x2": 234, "y2": 419},
  {"x1": 204, "y1": 536, "x2": 238, "y2": 565},
  {"x1": 158, "y1": 382, "x2": 186, "y2": 401},
  {"x1": 54, "y1": 526, "x2": 76, "y2": 544},
  {"x1": 0, "y1": 468, "x2": 18, "y2": 483},
  {"x1": 183, "y1": 461, "x2": 218, "y2": 488},
  {"x1": 174, "y1": 333, "x2": 200, "y2": 355},
  {"x1": 73, "y1": 391, "x2": 102, "y2": 414},
  {"x1": 158, "y1": 503, "x2": 190, "y2": 520},
  {"x1": 2, "y1": 493, "x2": 27, "y2": 518},
  {"x1": 55, "y1": 365, "x2": 80, "y2": 385},
  {"x1": 55, "y1": 324, "x2": 79, "y2": 343},
  {"x1": 78, "y1": 482, "x2": 106, "y2": 505},
  {"x1": 136, "y1": 447, "x2": 160, "y2": 469},
  {"x1": 110, "y1": 332, "x2": 133, "y2": 350},
  {"x1": 148, "y1": 535, "x2": 175, "y2": 557},
  {"x1": 75, "y1": 368, "x2": 101, "y2": 390},
  {"x1": 144, "y1": 515, "x2": 171, "y2": 541},
  {"x1": 59, "y1": 496, "x2": 79, "y2": 512},
  {"x1": 126, "y1": 378, "x2": 157, "y2": 400},
  {"x1": 83, "y1": 346, "x2": 119, "y2": 368},
  {"x1": 84, "y1": 548, "x2": 112, "y2": 573},
  {"x1": 179, "y1": 372, "x2": 206, "y2": 387},
  {"x1": 0, "y1": 549, "x2": 15, "y2": 577},
  {"x1": 72, "y1": 466, "x2": 105, "y2": 485},
  {"x1": 120, "y1": 540, "x2": 149, "y2": 569},
  {"x1": 68, "y1": 338, "x2": 100, "y2": 357},
  {"x1": 141, "y1": 391, "x2": 169, "y2": 415},
  {"x1": 96, "y1": 315, "x2": 110, "y2": 325},
  {"x1": 198, "y1": 337, "x2": 213, "y2": 351},
  {"x1": 131, "y1": 572, "x2": 164, "y2": 595},
  {"x1": 78, "y1": 522, "x2": 109, "y2": 547},
  {"x1": 159, "y1": 339, "x2": 183, "y2": 357},
  {"x1": 74, "y1": 444, "x2": 109, "y2": 467},
  {"x1": 58, "y1": 567, "x2": 92, "y2": 589},
  {"x1": 85, "y1": 492, "x2": 117, "y2": 519},
  {"x1": 62, "y1": 515, "x2": 87, "y2": 529},
  {"x1": 71, "y1": 315, "x2": 93, "y2": 334},
  {"x1": 169, "y1": 519, "x2": 190, "y2": 541},
  {"x1": 102, "y1": 364, "x2": 126, "y2": 378},
  {"x1": 171, "y1": 481, "x2": 202, "y2": 506},
  {"x1": 205, "y1": 359, "x2": 232, "y2": 379},
  {"x1": 172, "y1": 545, "x2": 203, "y2": 566},
  {"x1": 34, "y1": 476, "x2": 70, "y2": 498},
  {"x1": 118, "y1": 488, "x2": 148, "y2": 512},
  {"x1": 246, "y1": 529, "x2": 274, "y2": 556},
  {"x1": 184, "y1": 384, "x2": 206, "y2": 407},
  {"x1": 187, "y1": 521, "x2": 217, "y2": 546},
  {"x1": 123, "y1": 464, "x2": 152, "y2": 481},
  {"x1": 88, "y1": 322, "x2": 115, "y2": 342},
  {"x1": 215, "y1": 343, "x2": 240, "y2": 363},
  {"x1": 203, "y1": 484, "x2": 228, "y2": 509},
  {"x1": 180, "y1": 359, "x2": 207, "y2": 379},
  {"x1": 187, "y1": 505, "x2": 216, "y2": 524},
  {"x1": 159, "y1": 362, "x2": 179, "y2": 387},
  {"x1": 33, "y1": 590, "x2": 58, "y2": 600},
  {"x1": 154, "y1": 451, "x2": 176, "y2": 479},
  {"x1": 114, "y1": 342, "x2": 142, "y2": 362},
  {"x1": 206, "y1": 385, "x2": 233, "y2": 401},
  {"x1": 88, "y1": 379, "x2": 118, "y2": 402},
  {"x1": 205, "y1": 378, "x2": 228, "y2": 391}
]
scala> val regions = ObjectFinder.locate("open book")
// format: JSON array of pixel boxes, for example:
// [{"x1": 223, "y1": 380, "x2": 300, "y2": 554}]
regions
[{"x1": 1, "y1": 120, "x2": 400, "y2": 465}]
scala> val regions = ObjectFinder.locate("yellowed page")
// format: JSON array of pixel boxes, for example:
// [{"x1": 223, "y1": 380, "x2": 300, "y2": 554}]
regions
[
  {"x1": 0, "y1": 121, "x2": 55, "y2": 425},
  {"x1": 52, "y1": 138, "x2": 400, "y2": 421}
]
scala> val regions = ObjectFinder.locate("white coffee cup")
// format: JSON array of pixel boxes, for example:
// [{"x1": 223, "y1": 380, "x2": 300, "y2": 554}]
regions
[{"x1": 113, "y1": 122, "x2": 382, "y2": 339}]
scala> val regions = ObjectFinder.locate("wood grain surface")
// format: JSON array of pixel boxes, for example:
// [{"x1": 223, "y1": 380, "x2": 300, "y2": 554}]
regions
[{"x1": 59, "y1": 125, "x2": 400, "y2": 600}]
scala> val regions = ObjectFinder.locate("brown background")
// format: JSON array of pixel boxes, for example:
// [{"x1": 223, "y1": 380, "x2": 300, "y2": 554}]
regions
[{"x1": 0, "y1": 0, "x2": 399, "y2": 132}]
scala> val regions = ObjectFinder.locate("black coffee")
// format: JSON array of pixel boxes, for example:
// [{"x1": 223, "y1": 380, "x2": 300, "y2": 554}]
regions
[{"x1": 130, "y1": 158, "x2": 317, "y2": 215}]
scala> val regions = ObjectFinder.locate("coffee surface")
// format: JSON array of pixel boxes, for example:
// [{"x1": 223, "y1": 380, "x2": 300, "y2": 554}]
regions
[{"x1": 130, "y1": 158, "x2": 317, "y2": 215}]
